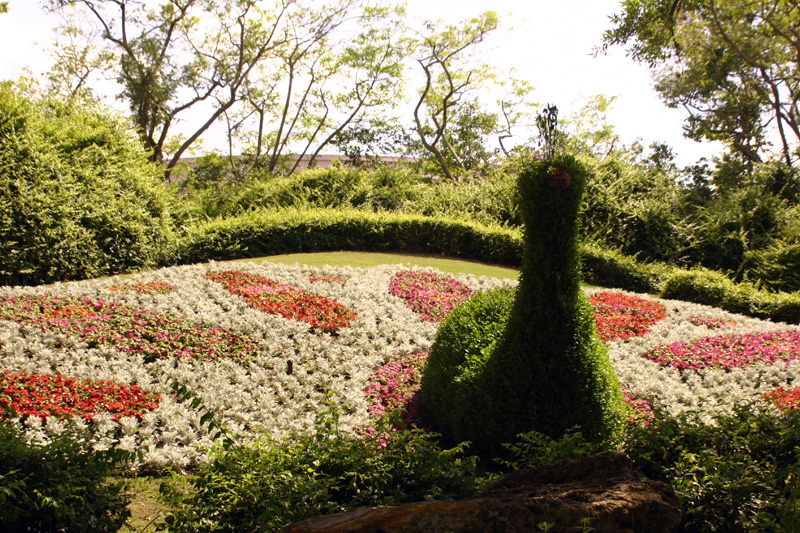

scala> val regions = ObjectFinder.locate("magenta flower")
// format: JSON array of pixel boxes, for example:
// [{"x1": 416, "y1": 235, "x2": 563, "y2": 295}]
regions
[
  {"x1": 645, "y1": 330, "x2": 800, "y2": 371},
  {"x1": 388, "y1": 271, "x2": 475, "y2": 323}
]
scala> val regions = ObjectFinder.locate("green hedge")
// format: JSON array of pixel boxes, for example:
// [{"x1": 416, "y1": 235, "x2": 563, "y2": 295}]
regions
[
  {"x1": 179, "y1": 207, "x2": 522, "y2": 266},
  {"x1": 179, "y1": 207, "x2": 800, "y2": 324}
]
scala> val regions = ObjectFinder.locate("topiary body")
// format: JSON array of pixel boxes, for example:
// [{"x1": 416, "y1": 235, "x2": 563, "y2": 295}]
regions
[{"x1": 421, "y1": 154, "x2": 625, "y2": 456}]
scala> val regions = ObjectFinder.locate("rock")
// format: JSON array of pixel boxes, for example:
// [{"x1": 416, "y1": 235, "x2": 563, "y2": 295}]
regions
[{"x1": 280, "y1": 451, "x2": 682, "y2": 533}]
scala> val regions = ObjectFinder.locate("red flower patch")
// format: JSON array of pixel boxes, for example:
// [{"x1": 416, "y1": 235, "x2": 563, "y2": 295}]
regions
[
  {"x1": 204, "y1": 271, "x2": 357, "y2": 333},
  {"x1": 0, "y1": 294, "x2": 259, "y2": 364},
  {"x1": 590, "y1": 292, "x2": 667, "y2": 341},
  {"x1": 762, "y1": 386, "x2": 800, "y2": 411},
  {"x1": 688, "y1": 316, "x2": 736, "y2": 329},
  {"x1": 0, "y1": 370, "x2": 160, "y2": 422},
  {"x1": 107, "y1": 281, "x2": 177, "y2": 294},
  {"x1": 308, "y1": 275, "x2": 348, "y2": 285}
]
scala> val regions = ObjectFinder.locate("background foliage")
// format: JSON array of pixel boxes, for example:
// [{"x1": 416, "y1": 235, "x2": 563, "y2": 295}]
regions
[{"x1": 0, "y1": 85, "x2": 177, "y2": 285}]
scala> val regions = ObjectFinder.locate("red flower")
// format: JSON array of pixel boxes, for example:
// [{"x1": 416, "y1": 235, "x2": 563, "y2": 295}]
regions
[
  {"x1": 0, "y1": 370, "x2": 161, "y2": 423},
  {"x1": 204, "y1": 271, "x2": 357, "y2": 333},
  {"x1": 590, "y1": 292, "x2": 667, "y2": 341}
]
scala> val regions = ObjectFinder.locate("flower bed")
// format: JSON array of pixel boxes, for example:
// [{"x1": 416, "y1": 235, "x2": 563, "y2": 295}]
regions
[
  {"x1": 0, "y1": 370, "x2": 160, "y2": 422},
  {"x1": 365, "y1": 352, "x2": 427, "y2": 420},
  {"x1": 644, "y1": 330, "x2": 800, "y2": 371},
  {"x1": 308, "y1": 275, "x2": 349, "y2": 285},
  {"x1": 388, "y1": 270, "x2": 475, "y2": 323},
  {"x1": 688, "y1": 316, "x2": 736, "y2": 329},
  {"x1": 0, "y1": 262, "x2": 797, "y2": 472},
  {"x1": 107, "y1": 281, "x2": 177, "y2": 294},
  {"x1": 0, "y1": 294, "x2": 259, "y2": 364},
  {"x1": 204, "y1": 270, "x2": 357, "y2": 333},
  {"x1": 590, "y1": 291, "x2": 667, "y2": 341}
]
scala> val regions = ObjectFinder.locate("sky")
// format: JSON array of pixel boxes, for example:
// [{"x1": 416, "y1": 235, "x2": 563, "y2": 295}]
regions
[{"x1": 0, "y1": 0, "x2": 724, "y2": 167}]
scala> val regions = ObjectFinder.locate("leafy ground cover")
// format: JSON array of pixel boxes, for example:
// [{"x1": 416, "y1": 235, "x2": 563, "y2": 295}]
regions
[{"x1": 0, "y1": 261, "x2": 798, "y2": 474}]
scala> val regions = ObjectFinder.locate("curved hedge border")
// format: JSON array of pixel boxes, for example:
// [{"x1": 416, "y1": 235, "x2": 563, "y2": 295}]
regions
[
  {"x1": 177, "y1": 208, "x2": 800, "y2": 324},
  {"x1": 179, "y1": 208, "x2": 522, "y2": 266}
]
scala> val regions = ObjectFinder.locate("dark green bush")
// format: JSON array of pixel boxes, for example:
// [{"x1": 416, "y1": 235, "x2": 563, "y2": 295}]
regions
[
  {"x1": 581, "y1": 156, "x2": 692, "y2": 266},
  {"x1": 0, "y1": 421, "x2": 132, "y2": 532},
  {"x1": 421, "y1": 287, "x2": 515, "y2": 443},
  {"x1": 661, "y1": 268, "x2": 800, "y2": 324},
  {"x1": 422, "y1": 155, "x2": 626, "y2": 457},
  {"x1": 498, "y1": 426, "x2": 609, "y2": 472},
  {"x1": 0, "y1": 85, "x2": 177, "y2": 285},
  {"x1": 162, "y1": 406, "x2": 481, "y2": 532},
  {"x1": 625, "y1": 402, "x2": 800, "y2": 532},
  {"x1": 741, "y1": 241, "x2": 800, "y2": 293}
]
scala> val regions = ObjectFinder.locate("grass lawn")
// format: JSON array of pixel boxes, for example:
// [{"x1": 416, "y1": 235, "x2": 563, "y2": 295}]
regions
[{"x1": 236, "y1": 250, "x2": 521, "y2": 280}]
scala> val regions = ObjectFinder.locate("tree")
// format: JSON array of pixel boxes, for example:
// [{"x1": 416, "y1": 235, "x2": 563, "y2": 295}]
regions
[
  {"x1": 0, "y1": 3, "x2": 8, "y2": 13},
  {"x1": 45, "y1": 0, "x2": 383, "y2": 180},
  {"x1": 602, "y1": 0, "x2": 800, "y2": 166},
  {"x1": 412, "y1": 11, "x2": 499, "y2": 181},
  {"x1": 229, "y1": 4, "x2": 410, "y2": 176}
]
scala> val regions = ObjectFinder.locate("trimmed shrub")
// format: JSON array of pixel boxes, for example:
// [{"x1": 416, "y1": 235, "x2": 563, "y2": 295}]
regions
[
  {"x1": 0, "y1": 85, "x2": 176, "y2": 285},
  {"x1": 422, "y1": 155, "x2": 626, "y2": 457},
  {"x1": 179, "y1": 207, "x2": 523, "y2": 267},
  {"x1": 580, "y1": 241, "x2": 672, "y2": 293},
  {"x1": 661, "y1": 268, "x2": 800, "y2": 324},
  {"x1": 421, "y1": 288, "x2": 515, "y2": 441}
]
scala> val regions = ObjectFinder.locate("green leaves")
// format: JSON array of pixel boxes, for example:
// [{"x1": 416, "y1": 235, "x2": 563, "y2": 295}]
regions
[
  {"x1": 625, "y1": 400, "x2": 800, "y2": 531},
  {"x1": 164, "y1": 404, "x2": 481, "y2": 531},
  {"x1": 0, "y1": 86, "x2": 177, "y2": 285},
  {"x1": 603, "y1": 0, "x2": 800, "y2": 165}
]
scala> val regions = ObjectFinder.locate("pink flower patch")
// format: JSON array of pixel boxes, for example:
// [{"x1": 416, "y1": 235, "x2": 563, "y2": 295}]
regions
[
  {"x1": 644, "y1": 330, "x2": 800, "y2": 371},
  {"x1": 388, "y1": 271, "x2": 475, "y2": 323},
  {"x1": 365, "y1": 352, "x2": 427, "y2": 421},
  {"x1": 622, "y1": 387, "x2": 656, "y2": 426}
]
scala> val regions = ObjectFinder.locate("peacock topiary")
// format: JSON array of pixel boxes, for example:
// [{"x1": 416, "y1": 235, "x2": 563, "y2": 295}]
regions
[{"x1": 420, "y1": 153, "x2": 626, "y2": 457}]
